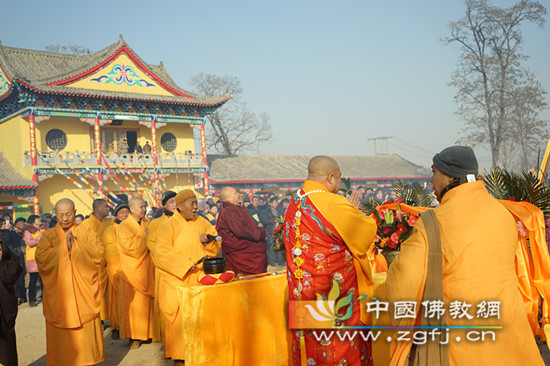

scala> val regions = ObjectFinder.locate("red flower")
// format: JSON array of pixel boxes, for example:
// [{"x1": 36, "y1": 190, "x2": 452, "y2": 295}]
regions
[
  {"x1": 397, "y1": 223, "x2": 407, "y2": 233},
  {"x1": 407, "y1": 215, "x2": 418, "y2": 226},
  {"x1": 272, "y1": 223, "x2": 283, "y2": 237},
  {"x1": 508, "y1": 196, "x2": 516, "y2": 201},
  {"x1": 382, "y1": 226, "x2": 393, "y2": 235},
  {"x1": 388, "y1": 234, "x2": 400, "y2": 249}
]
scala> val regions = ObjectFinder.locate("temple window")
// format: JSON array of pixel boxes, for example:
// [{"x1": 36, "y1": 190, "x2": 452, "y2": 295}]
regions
[
  {"x1": 45, "y1": 129, "x2": 68, "y2": 151},
  {"x1": 161, "y1": 132, "x2": 177, "y2": 152}
]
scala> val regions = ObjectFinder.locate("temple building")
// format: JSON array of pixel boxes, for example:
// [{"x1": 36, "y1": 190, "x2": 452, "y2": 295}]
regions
[
  {"x1": 0, "y1": 36, "x2": 228, "y2": 216},
  {"x1": 208, "y1": 154, "x2": 431, "y2": 196}
]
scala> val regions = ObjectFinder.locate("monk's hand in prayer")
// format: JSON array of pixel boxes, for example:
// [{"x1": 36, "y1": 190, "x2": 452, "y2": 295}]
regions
[
  {"x1": 347, "y1": 191, "x2": 362, "y2": 208},
  {"x1": 257, "y1": 222, "x2": 263, "y2": 228},
  {"x1": 66, "y1": 230, "x2": 74, "y2": 253}
]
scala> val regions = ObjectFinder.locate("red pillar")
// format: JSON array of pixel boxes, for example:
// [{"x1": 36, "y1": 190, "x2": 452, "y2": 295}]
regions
[
  {"x1": 29, "y1": 112, "x2": 40, "y2": 214},
  {"x1": 151, "y1": 120, "x2": 158, "y2": 165},
  {"x1": 94, "y1": 115, "x2": 104, "y2": 195}
]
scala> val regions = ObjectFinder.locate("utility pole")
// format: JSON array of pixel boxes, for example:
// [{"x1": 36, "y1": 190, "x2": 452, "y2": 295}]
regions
[{"x1": 368, "y1": 136, "x2": 392, "y2": 156}]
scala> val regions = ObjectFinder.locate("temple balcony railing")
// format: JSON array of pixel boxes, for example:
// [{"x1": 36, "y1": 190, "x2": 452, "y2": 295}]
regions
[{"x1": 23, "y1": 151, "x2": 206, "y2": 169}]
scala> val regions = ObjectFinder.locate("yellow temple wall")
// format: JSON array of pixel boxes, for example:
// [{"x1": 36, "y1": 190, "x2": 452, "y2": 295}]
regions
[
  {"x1": 38, "y1": 172, "x2": 197, "y2": 214},
  {"x1": 0, "y1": 115, "x2": 26, "y2": 172},
  {"x1": 36, "y1": 117, "x2": 92, "y2": 153}
]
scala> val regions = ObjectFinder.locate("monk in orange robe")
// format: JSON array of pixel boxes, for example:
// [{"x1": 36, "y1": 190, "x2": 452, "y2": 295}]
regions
[
  {"x1": 102, "y1": 203, "x2": 130, "y2": 340},
  {"x1": 117, "y1": 197, "x2": 153, "y2": 349},
  {"x1": 147, "y1": 190, "x2": 177, "y2": 342},
  {"x1": 155, "y1": 189, "x2": 220, "y2": 365},
  {"x1": 387, "y1": 146, "x2": 544, "y2": 365},
  {"x1": 283, "y1": 156, "x2": 377, "y2": 366},
  {"x1": 36, "y1": 198, "x2": 105, "y2": 366},
  {"x1": 81, "y1": 198, "x2": 113, "y2": 324}
]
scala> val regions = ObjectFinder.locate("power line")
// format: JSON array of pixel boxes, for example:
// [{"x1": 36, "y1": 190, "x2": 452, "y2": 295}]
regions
[{"x1": 388, "y1": 141, "x2": 433, "y2": 160}]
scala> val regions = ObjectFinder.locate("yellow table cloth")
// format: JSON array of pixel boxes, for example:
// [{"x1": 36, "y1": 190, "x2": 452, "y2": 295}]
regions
[
  {"x1": 178, "y1": 274, "x2": 292, "y2": 366},
  {"x1": 178, "y1": 272, "x2": 390, "y2": 366}
]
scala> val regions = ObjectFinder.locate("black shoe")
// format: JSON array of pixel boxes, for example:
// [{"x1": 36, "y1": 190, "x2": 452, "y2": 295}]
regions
[
  {"x1": 111, "y1": 329, "x2": 120, "y2": 340},
  {"x1": 29, "y1": 302, "x2": 37, "y2": 307}
]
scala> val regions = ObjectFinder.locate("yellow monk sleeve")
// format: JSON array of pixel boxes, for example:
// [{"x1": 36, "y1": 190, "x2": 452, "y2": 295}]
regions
[
  {"x1": 319, "y1": 194, "x2": 377, "y2": 324},
  {"x1": 72, "y1": 225, "x2": 104, "y2": 270},
  {"x1": 147, "y1": 218, "x2": 161, "y2": 259},
  {"x1": 103, "y1": 225, "x2": 117, "y2": 257},
  {"x1": 117, "y1": 220, "x2": 148, "y2": 257},
  {"x1": 386, "y1": 219, "x2": 429, "y2": 366},
  {"x1": 35, "y1": 229, "x2": 60, "y2": 279},
  {"x1": 156, "y1": 220, "x2": 196, "y2": 279}
]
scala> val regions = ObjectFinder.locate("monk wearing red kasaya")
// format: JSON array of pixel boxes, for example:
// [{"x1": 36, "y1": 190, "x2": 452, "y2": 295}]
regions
[{"x1": 284, "y1": 155, "x2": 377, "y2": 366}]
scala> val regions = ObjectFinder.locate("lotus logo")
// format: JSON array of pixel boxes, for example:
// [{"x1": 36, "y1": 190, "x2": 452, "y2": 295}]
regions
[{"x1": 304, "y1": 280, "x2": 353, "y2": 323}]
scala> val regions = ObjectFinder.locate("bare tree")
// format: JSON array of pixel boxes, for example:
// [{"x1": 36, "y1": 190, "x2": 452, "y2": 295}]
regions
[
  {"x1": 45, "y1": 44, "x2": 90, "y2": 56},
  {"x1": 444, "y1": 0, "x2": 547, "y2": 169},
  {"x1": 191, "y1": 73, "x2": 272, "y2": 155}
]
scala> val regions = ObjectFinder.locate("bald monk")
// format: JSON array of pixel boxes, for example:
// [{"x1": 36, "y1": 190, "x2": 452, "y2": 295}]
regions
[
  {"x1": 283, "y1": 155, "x2": 377, "y2": 366},
  {"x1": 155, "y1": 189, "x2": 221, "y2": 364},
  {"x1": 386, "y1": 146, "x2": 544, "y2": 365},
  {"x1": 117, "y1": 197, "x2": 153, "y2": 349},
  {"x1": 216, "y1": 186, "x2": 267, "y2": 275},
  {"x1": 102, "y1": 203, "x2": 130, "y2": 340},
  {"x1": 81, "y1": 198, "x2": 113, "y2": 324},
  {"x1": 147, "y1": 190, "x2": 177, "y2": 342},
  {"x1": 36, "y1": 199, "x2": 105, "y2": 366}
]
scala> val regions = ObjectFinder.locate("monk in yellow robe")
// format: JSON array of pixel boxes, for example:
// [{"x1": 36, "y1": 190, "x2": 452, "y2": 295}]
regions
[
  {"x1": 155, "y1": 189, "x2": 220, "y2": 365},
  {"x1": 81, "y1": 198, "x2": 113, "y2": 324},
  {"x1": 147, "y1": 190, "x2": 177, "y2": 342},
  {"x1": 36, "y1": 198, "x2": 104, "y2": 366},
  {"x1": 117, "y1": 197, "x2": 153, "y2": 349},
  {"x1": 102, "y1": 203, "x2": 130, "y2": 340},
  {"x1": 387, "y1": 146, "x2": 544, "y2": 365}
]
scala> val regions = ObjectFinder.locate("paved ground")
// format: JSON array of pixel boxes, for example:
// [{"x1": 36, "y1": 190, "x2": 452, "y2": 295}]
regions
[
  {"x1": 16, "y1": 262, "x2": 550, "y2": 366},
  {"x1": 15, "y1": 302, "x2": 171, "y2": 366}
]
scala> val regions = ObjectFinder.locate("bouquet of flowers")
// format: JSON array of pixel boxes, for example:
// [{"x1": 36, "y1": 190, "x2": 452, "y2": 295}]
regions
[
  {"x1": 371, "y1": 202, "x2": 420, "y2": 264},
  {"x1": 272, "y1": 215, "x2": 286, "y2": 255}
]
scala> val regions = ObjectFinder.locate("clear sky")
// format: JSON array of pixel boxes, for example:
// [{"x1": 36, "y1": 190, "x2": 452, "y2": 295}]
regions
[{"x1": 2, "y1": 0, "x2": 549, "y2": 171}]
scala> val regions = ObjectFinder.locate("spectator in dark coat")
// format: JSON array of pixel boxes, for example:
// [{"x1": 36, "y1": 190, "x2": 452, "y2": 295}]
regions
[
  {"x1": 1, "y1": 220, "x2": 26, "y2": 304},
  {"x1": 0, "y1": 241, "x2": 23, "y2": 366},
  {"x1": 216, "y1": 187, "x2": 267, "y2": 275}
]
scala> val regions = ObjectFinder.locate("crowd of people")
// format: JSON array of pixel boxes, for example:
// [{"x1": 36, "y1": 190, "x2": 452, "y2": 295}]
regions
[
  {"x1": 0, "y1": 147, "x2": 547, "y2": 366},
  {"x1": 0, "y1": 183, "x2": 297, "y2": 366}
]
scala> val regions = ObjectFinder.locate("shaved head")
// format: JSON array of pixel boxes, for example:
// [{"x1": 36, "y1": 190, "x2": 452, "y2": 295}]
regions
[
  {"x1": 219, "y1": 187, "x2": 235, "y2": 202},
  {"x1": 55, "y1": 198, "x2": 75, "y2": 211},
  {"x1": 92, "y1": 198, "x2": 110, "y2": 221},
  {"x1": 92, "y1": 199, "x2": 107, "y2": 211},
  {"x1": 306, "y1": 155, "x2": 342, "y2": 194},
  {"x1": 307, "y1": 155, "x2": 340, "y2": 179},
  {"x1": 129, "y1": 197, "x2": 147, "y2": 221},
  {"x1": 220, "y1": 186, "x2": 241, "y2": 205},
  {"x1": 129, "y1": 197, "x2": 145, "y2": 208},
  {"x1": 55, "y1": 198, "x2": 76, "y2": 229}
]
